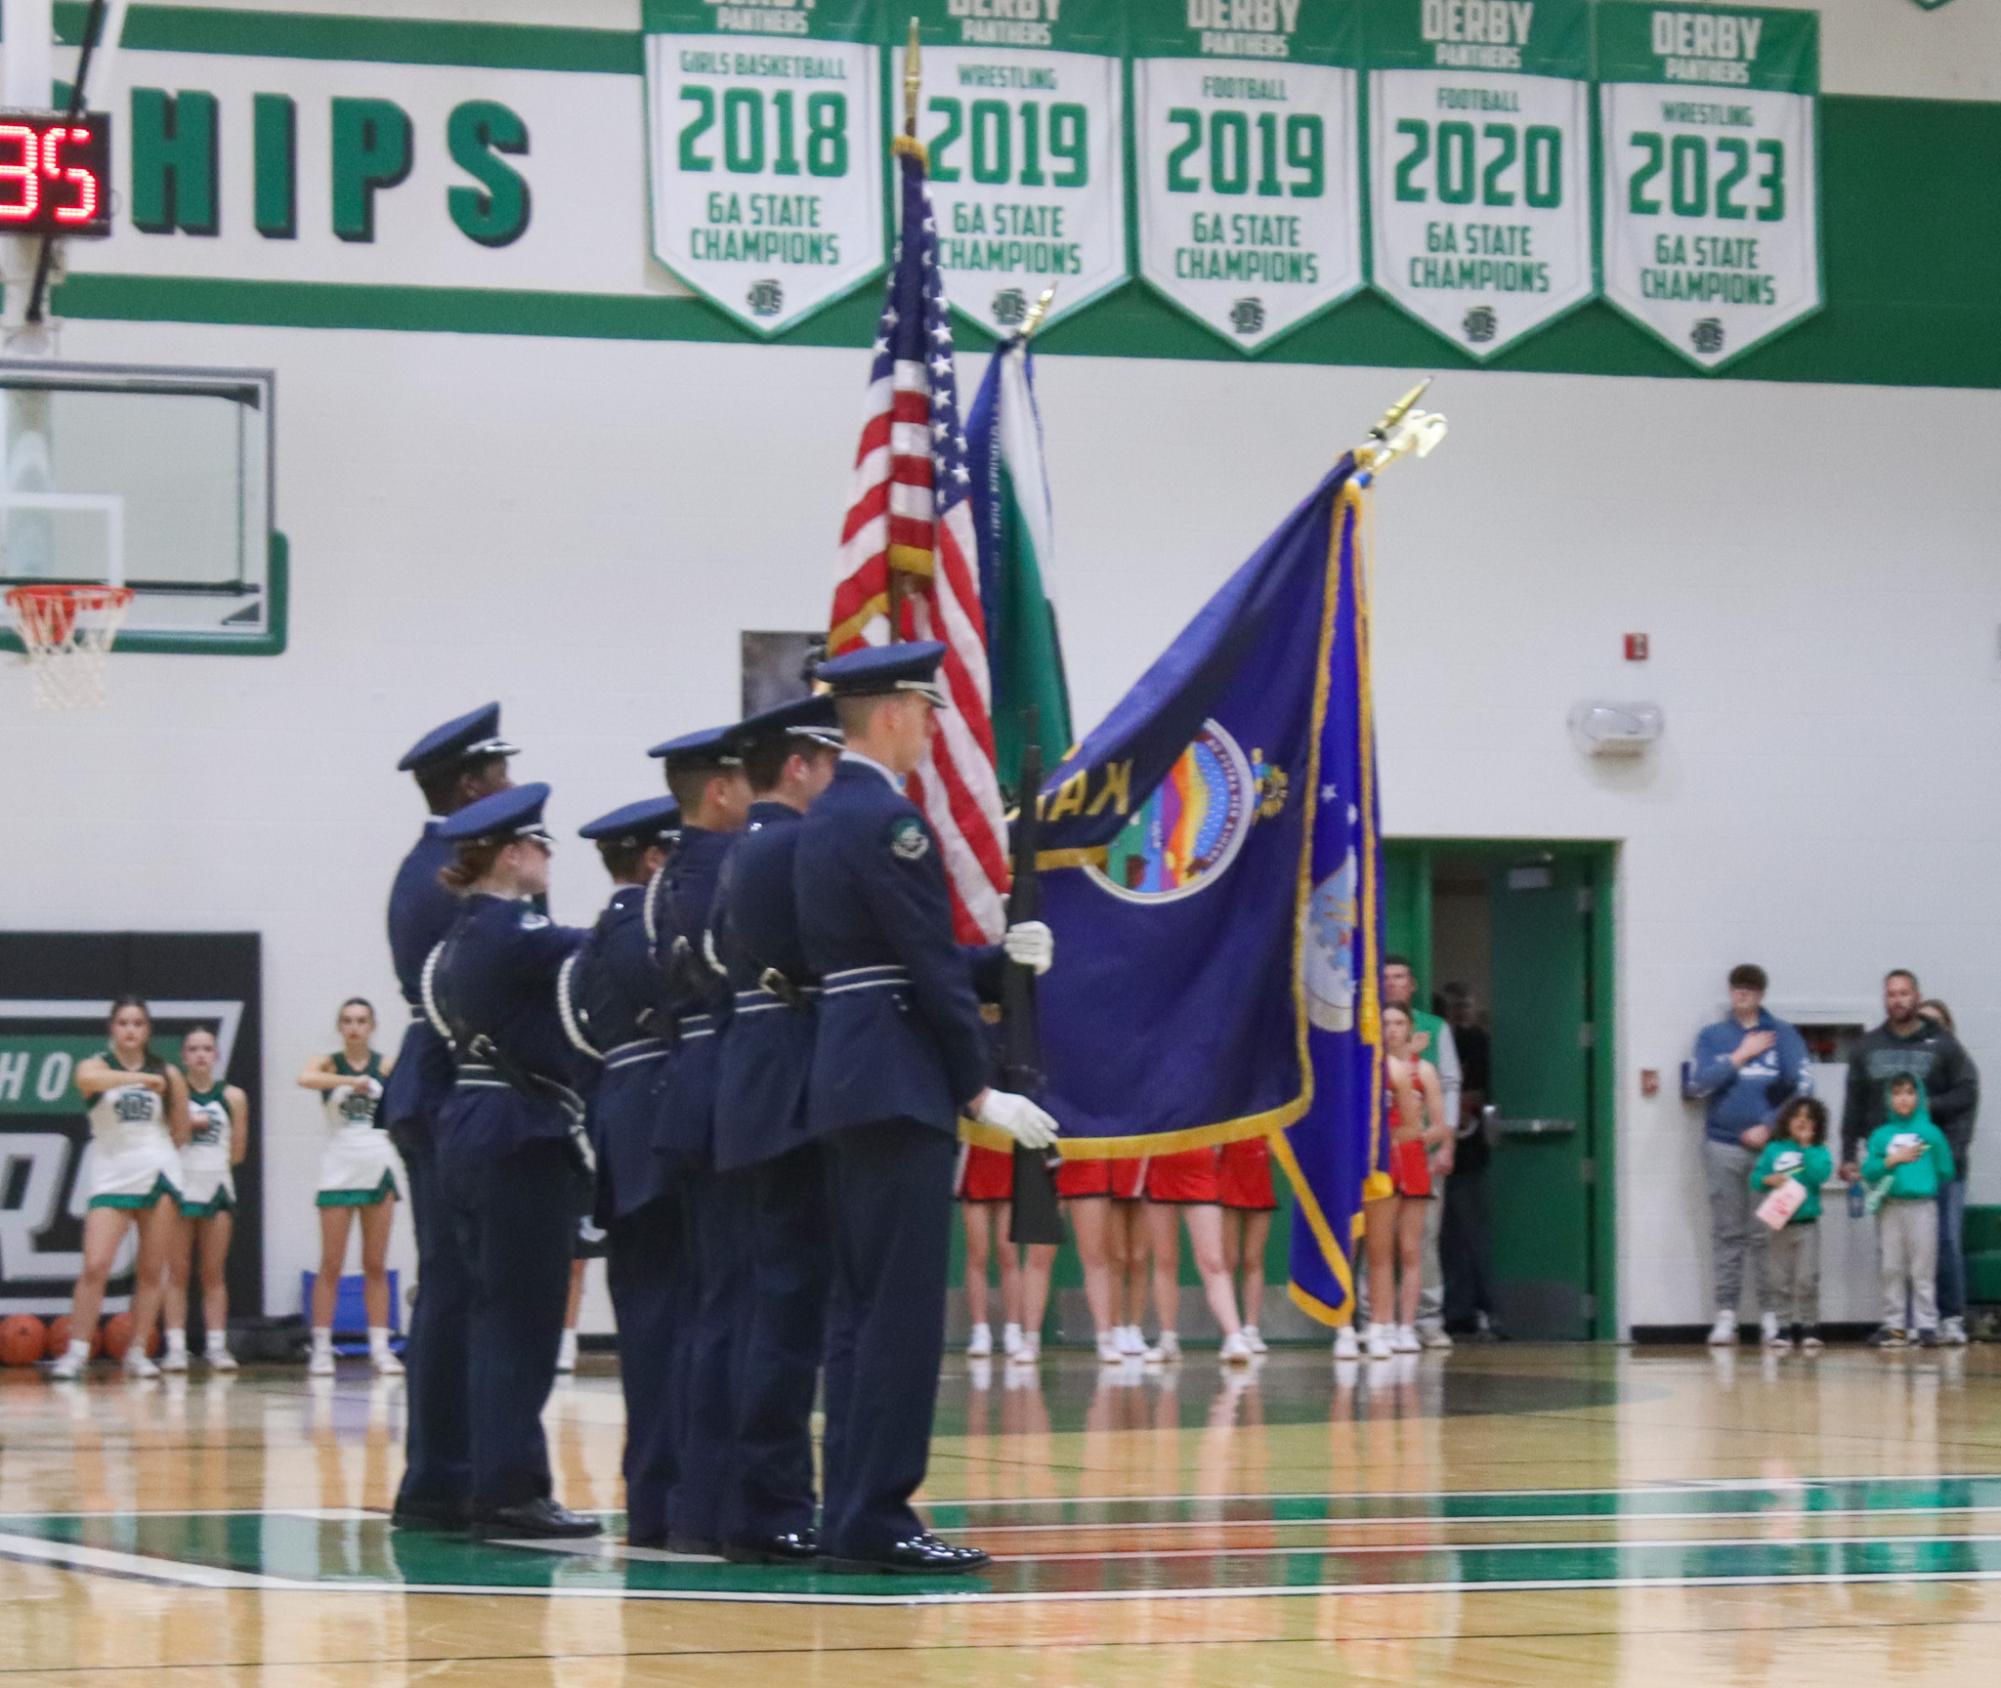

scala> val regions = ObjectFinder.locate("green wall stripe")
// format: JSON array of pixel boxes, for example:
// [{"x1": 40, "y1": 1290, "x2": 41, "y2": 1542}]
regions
[{"x1": 46, "y1": 3, "x2": 642, "y2": 74}]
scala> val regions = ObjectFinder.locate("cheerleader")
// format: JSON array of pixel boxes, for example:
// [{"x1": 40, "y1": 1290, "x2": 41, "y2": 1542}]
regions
[
  {"x1": 1141, "y1": 1146, "x2": 1253, "y2": 1365},
  {"x1": 958, "y1": 1146, "x2": 1021, "y2": 1359},
  {"x1": 1219, "y1": 1136, "x2": 1280, "y2": 1355},
  {"x1": 1366, "y1": 1004, "x2": 1449, "y2": 1359},
  {"x1": 46, "y1": 997, "x2": 189, "y2": 1380},
  {"x1": 162, "y1": 1026, "x2": 248, "y2": 1371},
  {"x1": 1056, "y1": 1155, "x2": 1149, "y2": 1362},
  {"x1": 298, "y1": 999, "x2": 403, "y2": 1377}
]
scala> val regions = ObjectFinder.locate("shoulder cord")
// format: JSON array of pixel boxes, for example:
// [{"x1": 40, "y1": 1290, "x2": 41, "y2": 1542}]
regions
[{"x1": 556, "y1": 950, "x2": 604, "y2": 1061}]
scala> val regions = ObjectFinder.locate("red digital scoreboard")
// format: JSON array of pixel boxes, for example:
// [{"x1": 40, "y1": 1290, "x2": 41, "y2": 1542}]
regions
[{"x1": 0, "y1": 112, "x2": 113, "y2": 239}]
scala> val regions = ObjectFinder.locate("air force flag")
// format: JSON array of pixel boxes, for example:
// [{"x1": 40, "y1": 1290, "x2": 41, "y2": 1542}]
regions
[{"x1": 1035, "y1": 458, "x2": 1381, "y2": 1325}]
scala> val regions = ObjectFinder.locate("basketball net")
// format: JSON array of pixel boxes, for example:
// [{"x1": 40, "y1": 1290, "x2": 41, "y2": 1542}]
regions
[{"x1": 5, "y1": 583, "x2": 131, "y2": 709}]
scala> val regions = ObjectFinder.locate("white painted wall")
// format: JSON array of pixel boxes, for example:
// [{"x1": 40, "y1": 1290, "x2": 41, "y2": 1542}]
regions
[{"x1": 3, "y1": 2, "x2": 1997, "y2": 1333}]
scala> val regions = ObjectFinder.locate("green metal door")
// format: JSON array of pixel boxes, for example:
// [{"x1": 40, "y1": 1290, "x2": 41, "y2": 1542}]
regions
[{"x1": 1486, "y1": 854, "x2": 1598, "y2": 1339}]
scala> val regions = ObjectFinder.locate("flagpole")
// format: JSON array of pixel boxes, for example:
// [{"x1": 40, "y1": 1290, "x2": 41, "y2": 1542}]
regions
[{"x1": 887, "y1": 16, "x2": 924, "y2": 641}]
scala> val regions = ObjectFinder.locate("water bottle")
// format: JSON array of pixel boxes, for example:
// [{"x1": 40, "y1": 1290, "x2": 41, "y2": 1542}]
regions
[{"x1": 1847, "y1": 1180, "x2": 1866, "y2": 1219}]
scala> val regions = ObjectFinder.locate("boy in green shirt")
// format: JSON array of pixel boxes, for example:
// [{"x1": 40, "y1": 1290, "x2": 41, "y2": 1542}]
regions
[
  {"x1": 1750, "y1": 1098, "x2": 1834, "y2": 1352},
  {"x1": 1861, "y1": 1076, "x2": 1957, "y2": 1348}
]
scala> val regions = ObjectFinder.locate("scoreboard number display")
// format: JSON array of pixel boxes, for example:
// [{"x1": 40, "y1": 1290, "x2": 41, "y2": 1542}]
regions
[
  {"x1": 1598, "y1": 4, "x2": 1822, "y2": 371},
  {"x1": 0, "y1": 112, "x2": 113, "y2": 239},
  {"x1": 1134, "y1": 3, "x2": 1363, "y2": 353}
]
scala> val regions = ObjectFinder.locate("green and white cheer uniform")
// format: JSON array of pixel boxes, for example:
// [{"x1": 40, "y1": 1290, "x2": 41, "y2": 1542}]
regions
[
  {"x1": 177, "y1": 1084, "x2": 236, "y2": 1217},
  {"x1": 84, "y1": 1052, "x2": 183, "y2": 1210},
  {"x1": 316, "y1": 1053, "x2": 399, "y2": 1208}
]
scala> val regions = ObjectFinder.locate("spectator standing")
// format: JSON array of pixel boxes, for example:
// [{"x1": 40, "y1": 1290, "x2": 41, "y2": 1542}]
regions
[
  {"x1": 1916, "y1": 998, "x2": 1978, "y2": 1346},
  {"x1": 1382, "y1": 957, "x2": 1458, "y2": 1350},
  {"x1": 1439, "y1": 983, "x2": 1496, "y2": 1339},
  {"x1": 1686, "y1": 964, "x2": 1812, "y2": 1347},
  {"x1": 1839, "y1": 974, "x2": 1978, "y2": 1337},
  {"x1": 1861, "y1": 1075, "x2": 1956, "y2": 1348},
  {"x1": 1750, "y1": 1097, "x2": 1833, "y2": 1353}
]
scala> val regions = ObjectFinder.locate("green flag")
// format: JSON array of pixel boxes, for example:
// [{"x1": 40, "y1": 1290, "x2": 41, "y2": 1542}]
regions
[{"x1": 967, "y1": 339, "x2": 1073, "y2": 799}]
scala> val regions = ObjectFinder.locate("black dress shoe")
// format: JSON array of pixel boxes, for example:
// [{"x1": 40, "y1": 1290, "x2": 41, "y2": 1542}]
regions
[
  {"x1": 724, "y1": 1528, "x2": 819, "y2": 1565},
  {"x1": 822, "y1": 1532, "x2": 989, "y2": 1575},
  {"x1": 471, "y1": 1498, "x2": 603, "y2": 1540},
  {"x1": 666, "y1": 1531, "x2": 723, "y2": 1557},
  {"x1": 391, "y1": 1500, "x2": 472, "y2": 1533},
  {"x1": 627, "y1": 1529, "x2": 668, "y2": 1550}
]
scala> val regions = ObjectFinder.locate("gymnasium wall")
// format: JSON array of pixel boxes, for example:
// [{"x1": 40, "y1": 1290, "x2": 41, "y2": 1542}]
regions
[{"x1": 4, "y1": 0, "x2": 1999, "y2": 1332}]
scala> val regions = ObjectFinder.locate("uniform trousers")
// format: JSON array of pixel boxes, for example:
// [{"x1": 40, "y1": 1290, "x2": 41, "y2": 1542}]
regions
[
  {"x1": 607, "y1": 1193, "x2": 684, "y2": 1546},
  {"x1": 734, "y1": 1141, "x2": 833, "y2": 1541},
  {"x1": 674, "y1": 1164, "x2": 755, "y2": 1546},
  {"x1": 819, "y1": 1117, "x2": 956, "y2": 1559},
  {"x1": 388, "y1": 1121, "x2": 474, "y2": 1516},
  {"x1": 437, "y1": 1136, "x2": 574, "y2": 1511}
]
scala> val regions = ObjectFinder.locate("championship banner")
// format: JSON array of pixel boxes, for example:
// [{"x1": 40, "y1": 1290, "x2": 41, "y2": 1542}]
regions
[
  {"x1": 1032, "y1": 461, "x2": 1379, "y2": 1323},
  {"x1": 1365, "y1": 0, "x2": 1596, "y2": 360},
  {"x1": 642, "y1": 0, "x2": 886, "y2": 336},
  {"x1": 0, "y1": 933, "x2": 264, "y2": 1320},
  {"x1": 1133, "y1": 1, "x2": 1364, "y2": 353},
  {"x1": 1598, "y1": 4, "x2": 1821, "y2": 370},
  {"x1": 910, "y1": 0, "x2": 1128, "y2": 338}
]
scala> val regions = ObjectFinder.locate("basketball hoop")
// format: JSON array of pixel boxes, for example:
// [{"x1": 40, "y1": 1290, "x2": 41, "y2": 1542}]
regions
[{"x1": 5, "y1": 582, "x2": 132, "y2": 710}]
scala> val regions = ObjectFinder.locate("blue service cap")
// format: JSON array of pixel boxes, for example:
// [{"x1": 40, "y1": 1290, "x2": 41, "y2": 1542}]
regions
[
  {"x1": 739, "y1": 692, "x2": 843, "y2": 751},
  {"x1": 579, "y1": 796, "x2": 682, "y2": 849},
  {"x1": 646, "y1": 723, "x2": 746, "y2": 770},
  {"x1": 813, "y1": 641, "x2": 950, "y2": 708},
  {"x1": 436, "y1": 781, "x2": 555, "y2": 847},
  {"x1": 397, "y1": 702, "x2": 518, "y2": 776}
]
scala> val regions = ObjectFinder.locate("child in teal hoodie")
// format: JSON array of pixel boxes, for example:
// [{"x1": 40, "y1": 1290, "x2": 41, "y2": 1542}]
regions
[
  {"x1": 1750, "y1": 1098, "x2": 1834, "y2": 1351},
  {"x1": 1862, "y1": 1076, "x2": 1957, "y2": 1347}
]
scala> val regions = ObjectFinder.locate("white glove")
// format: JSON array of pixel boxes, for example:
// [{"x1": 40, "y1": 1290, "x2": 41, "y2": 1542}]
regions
[
  {"x1": 363, "y1": 1077, "x2": 385, "y2": 1102},
  {"x1": 1002, "y1": 920, "x2": 1055, "y2": 976},
  {"x1": 974, "y1": 1088, "x2": 1061, "y2": 1151}
]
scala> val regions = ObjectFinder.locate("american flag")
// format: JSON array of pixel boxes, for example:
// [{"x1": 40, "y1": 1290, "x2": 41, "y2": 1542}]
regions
[{"x1": 829, "y1": 142, "x2": 1009, "y2": 943}]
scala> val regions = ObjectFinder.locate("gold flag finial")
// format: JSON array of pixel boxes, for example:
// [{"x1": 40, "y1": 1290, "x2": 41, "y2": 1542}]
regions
[
  {"x1": 1020, "y1": 284, "x2": 1059, "y2": 341},
  {"x1": 903, "y1": 17, "x2": 922, "y2": 137},
  {"x1": 1356, "y1": 379, "x2": 1448, "y2": 478},
  {"x1": 1369, "y1": 379, "x2": 1432, "y2": 443}
]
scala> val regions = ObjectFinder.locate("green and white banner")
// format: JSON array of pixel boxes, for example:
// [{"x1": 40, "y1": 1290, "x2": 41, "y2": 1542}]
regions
[
  {"x1": 1598, "y1": 4, "x2": 1821, "y2": 370},
  {"x1": 642, "y1": 0, "x2": 885, "y2": 336},
  {"x1": 1365, "y1": 0, "x2": 1597, "y2": 360},
  {"x1": 1133, "y1": 2, "x2": 1363, "y2": 354},
  {"x1": 911, "y1": 0, "x2": 1128, "y2": 337}
]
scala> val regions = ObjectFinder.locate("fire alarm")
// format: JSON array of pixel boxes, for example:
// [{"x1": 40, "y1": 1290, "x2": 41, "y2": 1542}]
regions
[{"x1": 1624, "y1": 633, "x2": 1649, "y2": 661}]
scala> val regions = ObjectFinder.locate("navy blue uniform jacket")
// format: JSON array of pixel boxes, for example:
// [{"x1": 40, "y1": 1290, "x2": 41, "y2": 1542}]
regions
[
  {"x1": 433, "y1": 893, "x2": 590, "y2": 1160},
  {"x1": 381, "y1": 822, "x2": 457, "y2": 1133},
  {"x1": 572, "y1": 885, "x2": 671, "y2": 1218},
  {"x1": 647, "y1": 826, "x2": 735, "y2": 1168},
  {"x1": 711, "y1": 802, "x2": 816, "y2": 1173},
  {"x1": 794, "y1": 758, "x2": 1003, "y2": 1139}
]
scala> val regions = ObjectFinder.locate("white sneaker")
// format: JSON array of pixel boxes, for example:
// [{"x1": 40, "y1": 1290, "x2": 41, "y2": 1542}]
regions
[
  {"x1": 1002, "y1": 1322, "x2": 1025, "y2": 1359},
  {"x1": 1365, "y1": 1325, "x2": 1394, "y2": 1361},
  {"x1": 1418, "y1": 1325, "x2": 1453, "y2": 1351},
  {"x1": 1096, "y1": 1329, "x2": 1123, "y2": 1363},
  {"x1": 1116, "y1": 1324, "x2": 1147, "y2": 1357},
  {"x1": 966, "y1": 1323, "x2": 993, "y2": 1358},
  {"x1": 160, "y1": 1347, "x2": 190, "y2": 1374},
  {"x1": 1144, "y1": 1331, "x2": 1181, "y2": 1366},
  {"x1": 1219, "y1": 1331, "x2": 1254, "y2": 1366},
  {"x1": 308, "y1": 1348, "x2": 336, "y2": 1377},
  {"x1": 1015, "y1": 1334, "x2": 1041, "y2": 1365},
  {"x1": 1242, "y1": 1325, "x2": 1268, "y2": 1355},
  {"x1": 124, "y1": 1352, "x2": 161, "y2": 1380},
  {"x1": 1391, "y1": 1324, "x2": 1422, "y2": 1355},
  {"x1": 1941, "y1": 1316, "x2": 1969, "y2": 1347},
  {"x1": 1760, "y1": 1311, "x2": 1784, "y2": 1348},
  {"x1": 1333, "y1": 1325, "x2": 1360, "y2": 1361},
  {"x1": 44, "y1": 1349, "x2": 86, "y2": 1381},
  {"x1": 1706, "y1": 1311, "x2": 1738, "y2": 1347},
  {"x1": 206, "y1": 1347, "x2": 238, "y2": 1373},
  {"x1": 372, "y1": 1349, "x2": 405, "y2": 1377}
]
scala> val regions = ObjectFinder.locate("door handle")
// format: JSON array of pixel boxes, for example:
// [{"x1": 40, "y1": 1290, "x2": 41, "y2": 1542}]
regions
[{"x1": 1489, "y1": 1116, "x2": 1578, "y2": 1139}]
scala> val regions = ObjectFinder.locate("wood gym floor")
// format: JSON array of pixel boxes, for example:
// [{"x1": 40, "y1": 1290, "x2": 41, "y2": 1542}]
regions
[{"x1": 3, "y1": 1342, "x2": 1999, "y2": 1685}]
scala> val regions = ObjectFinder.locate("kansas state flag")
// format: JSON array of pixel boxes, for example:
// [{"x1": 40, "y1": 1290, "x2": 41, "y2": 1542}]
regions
[{"x1": 1035, "y1": 459, "x2": 1381, "y2": 1325}]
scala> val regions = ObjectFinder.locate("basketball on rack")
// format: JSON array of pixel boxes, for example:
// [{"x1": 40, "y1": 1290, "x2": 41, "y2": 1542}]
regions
[{"x1": 0, "y1": 1314, "x2": 46, "y2": 1366}]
